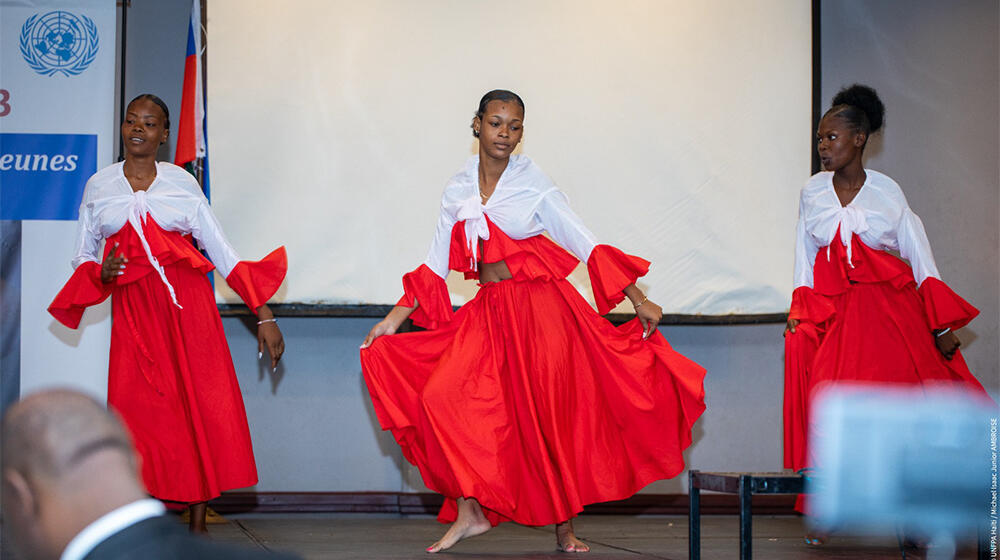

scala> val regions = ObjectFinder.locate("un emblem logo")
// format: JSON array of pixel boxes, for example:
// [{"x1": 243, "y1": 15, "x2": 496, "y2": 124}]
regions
[{"x1": 19, "y1": 11, "x2": 100, "y2": 77}]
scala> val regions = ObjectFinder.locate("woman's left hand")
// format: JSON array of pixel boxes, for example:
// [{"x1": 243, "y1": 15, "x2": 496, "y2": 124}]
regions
[
  {"x1": 256, "y1": 305, "x2": 285, "y2": 369},
  {"x1": 636, "y1": 299, "x2": 663, "y2": 340},
  {"x1": 934, "y1": 330, "x2": 960, "y2": 361}
]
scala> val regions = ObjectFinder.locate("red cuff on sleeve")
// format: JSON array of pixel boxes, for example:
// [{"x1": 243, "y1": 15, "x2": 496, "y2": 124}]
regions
[
  {"x1": 224, "y1": 246, "x2": 287, "y2": 315},
  {"x1": 586, "y1": 244, "x2": 650, "y2": 315},
  {"x1": 48, "y1": 261, "x2": 112, "y2": 329},
  {"x1": 397, "y1": 264, "x2": 453, "y2": 330},
  {"x1": 788, "y1": 286, "x2": 836, "y2": 326},
  {"x1": 918, "y1": 277, "x2": 979, "y2": 331}
]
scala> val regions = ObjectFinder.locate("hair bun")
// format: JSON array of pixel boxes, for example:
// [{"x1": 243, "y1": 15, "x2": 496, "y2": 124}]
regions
[{"x1": 832, "y1": 84, "x2": 885, "y2": 133}]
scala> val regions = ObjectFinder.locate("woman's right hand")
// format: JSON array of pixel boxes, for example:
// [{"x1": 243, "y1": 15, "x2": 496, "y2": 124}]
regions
[
  {"x1": 361, "y1": 318, "x2": 400, "y2": 349},
  {"x1": 101, "y1": 242, "x2": 127, "y2": 283},
  {"x1": 783, "y1": 318, "x2": 799, "y2": 336},
  {"x1": 361, "y1": 304, "x2": 416, "y2": 349}
]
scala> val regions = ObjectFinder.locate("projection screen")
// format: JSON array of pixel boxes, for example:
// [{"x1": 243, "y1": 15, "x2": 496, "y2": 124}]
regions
[{"x1": 207, "y1": 0, "x2": 812, "y2": 315}]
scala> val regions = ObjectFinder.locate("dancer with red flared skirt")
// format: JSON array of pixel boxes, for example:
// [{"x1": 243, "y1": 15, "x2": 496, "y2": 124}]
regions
[
  {"x1": 360, "y1": 90, "x2": 706, "y2": 553},
  {"x1": 48, "y1": 94, "x2": 287, "y2": 532},
  {"x1": 782, "y1": 85, "x2": 990, "y2": 539}
]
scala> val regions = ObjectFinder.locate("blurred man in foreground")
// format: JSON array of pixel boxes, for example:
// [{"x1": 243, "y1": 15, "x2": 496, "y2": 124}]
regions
[{"x1": 1, "y1": 389, "x2": 298, "y2": 560}]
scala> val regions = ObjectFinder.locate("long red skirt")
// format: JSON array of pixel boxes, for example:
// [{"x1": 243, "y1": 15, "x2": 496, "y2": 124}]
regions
[
  {"x1": 108, "y1": 263, "x2": 257, "y2": 503},
  {"x1": 361, "y1": 277, "x2": 706, "y2": 526},
  {"x1": 784, "y1": 280, "x2": 989, "y2": 476}
]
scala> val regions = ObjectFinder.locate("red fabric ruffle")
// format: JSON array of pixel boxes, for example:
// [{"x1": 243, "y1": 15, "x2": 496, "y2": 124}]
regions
[
  {"x1": 107, "y1": 219, "x2": 215, "y2": 286},
  {"x1": 587, "y1": 244, "x2": 650, "y2": 315},
  {"x1": 813, "y1": 228, "x2": 915, "y2": 296},
  {"x1": 48, "y1": 261, "x2": 112, "y2": 329},
  {"x1": 397, "y1": 264, "x2": 453, "y2": 330},
  {"x1": 225, "y1": 246, "x2": 288, "y2": 315},
  {"x1": 788, "y1": 286, "x2": 836, "y2": 326},
  {"x1": 918, "y1": 276, "x2": 979, "y2": 331},
  {"x1": 448, "y1": 219, "x2": 580, "y2": 282},
  {"x1": 49, "y1": 219, "x2": 217, "y2": 329}
]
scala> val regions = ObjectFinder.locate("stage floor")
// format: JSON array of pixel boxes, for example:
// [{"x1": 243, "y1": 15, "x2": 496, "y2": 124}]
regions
[{"x1": 206, "y1": 514, "x2": 982, "y2": 559}]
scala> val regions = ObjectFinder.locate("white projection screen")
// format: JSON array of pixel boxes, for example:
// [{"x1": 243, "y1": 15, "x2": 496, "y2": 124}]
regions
[{"x1": 207, "y1": 0, "x2": 812, "y2": 315}]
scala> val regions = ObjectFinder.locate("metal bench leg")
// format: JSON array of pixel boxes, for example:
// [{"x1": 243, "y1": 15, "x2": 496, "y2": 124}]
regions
[
  {"x1": 689, "y1": 471, "x2": 700, "y2": 560},
  {"x1": 739, "y1": 474, "x2": 752, "y2": 560}
]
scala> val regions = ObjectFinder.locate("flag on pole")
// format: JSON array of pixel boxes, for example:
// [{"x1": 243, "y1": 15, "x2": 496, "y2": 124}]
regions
[{"x1": 174, "y1": 0, "x2": 206, "y2": 174}]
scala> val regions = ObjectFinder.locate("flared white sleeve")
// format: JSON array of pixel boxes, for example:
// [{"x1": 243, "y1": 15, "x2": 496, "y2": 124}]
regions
[
  {"x1": 50, "y1": 192, "x2": 113, "y2": 329},
  {"x1": 189, "y1": 197, "x2": 287, "y2": 315},
  {"x1": 792, "y1": 195, "x2": 820, "y2": 290},
  {"x1": 189, "y1": 199, "x2": 241, "y2": 277},
  {"x1": 535, "y1": 189, "x2": 598, "y2": 263},
  {"x1": 422, "y1": 202, "x2": 456, "y2": 279},
  {"x1": 395, "y1": 204, "x2": 456, "y2": 330},
  {"x1": 897, "y1": 206, "x2": 978, "y2": 330},
  {"x1": 896, "y1": 207, "x2": 940, "y2": 287},
  {"x1": 537, "y1": 189, "x2": 651, "y2": 315},
  {"x1": 70, "y1": 193, "x2": 103, "y2": 269}
]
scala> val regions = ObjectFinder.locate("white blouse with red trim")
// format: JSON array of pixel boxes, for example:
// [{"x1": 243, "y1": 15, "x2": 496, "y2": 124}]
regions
[
  {"x1": 793, "y1": 169, "x2": 943, "y2": 290},
  {"x1": 423, "y1": 154, "x2": 599, "y2": 276},
  {"x1": 70, "y1": 161, "x2": 245, "y2": 300}
]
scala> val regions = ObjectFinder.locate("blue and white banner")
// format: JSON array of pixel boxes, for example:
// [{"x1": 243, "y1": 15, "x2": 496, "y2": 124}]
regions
[
  {"x1": 1, "y1": 0, "x2": 116, "y2": 402},
  {"x1": 1, "y1": 133, "x2": 96, "y2": 220}
]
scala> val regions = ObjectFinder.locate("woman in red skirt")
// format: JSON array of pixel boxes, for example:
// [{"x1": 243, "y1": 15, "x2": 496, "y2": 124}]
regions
[
  {"x1": 49, "y1": 94, "x2": 287, "y2": 532},
  {"x1": 783, "y1": 84, "x2": 990, "y2": 528},
  {"x1": 360, "y1": 90, "x2": 707, "y2": 553}
]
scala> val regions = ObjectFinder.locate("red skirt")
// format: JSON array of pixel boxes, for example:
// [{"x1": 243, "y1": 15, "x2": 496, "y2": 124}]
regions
[
  {"x1": 361, "y1": 277, "x2": 706, "y2": 527},
  {"x1": 108, "y1": 262, "x2": 257, "y2": 503},
  {"x1": 784, "y1": 280, "x2": 988, "y2": 473}
]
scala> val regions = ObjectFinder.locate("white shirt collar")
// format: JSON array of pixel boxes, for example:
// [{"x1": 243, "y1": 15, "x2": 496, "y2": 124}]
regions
[{"x1": 60, "y1": 499, "x2": 166, "y2": 560}]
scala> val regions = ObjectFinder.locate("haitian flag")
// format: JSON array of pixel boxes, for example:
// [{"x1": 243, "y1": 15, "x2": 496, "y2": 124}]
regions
[{"x1": 174, "y1": 0, "x2": 208, "y2": 196}]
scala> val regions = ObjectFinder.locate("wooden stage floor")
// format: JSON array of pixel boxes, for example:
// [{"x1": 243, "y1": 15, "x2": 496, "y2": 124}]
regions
[{"x1": 204, "y1": 514, "x2": 983, "y2": 559}]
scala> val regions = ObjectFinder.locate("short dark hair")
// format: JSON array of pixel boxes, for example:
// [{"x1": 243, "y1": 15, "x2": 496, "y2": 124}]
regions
[
  {"x1": 825, "y1": 84, "x2": 885, "y2": 137},
  {"x1": 127, "y1": 93, "x2": 171, "y2": 131},
  {"x1": 472, "y1": 90, "x2": 524, "y2": 138}
]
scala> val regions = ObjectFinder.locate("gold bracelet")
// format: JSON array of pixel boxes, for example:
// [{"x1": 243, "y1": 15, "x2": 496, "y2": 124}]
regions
[{"x1": 633, "y1": 296, "x2": 648, "y2": 309}]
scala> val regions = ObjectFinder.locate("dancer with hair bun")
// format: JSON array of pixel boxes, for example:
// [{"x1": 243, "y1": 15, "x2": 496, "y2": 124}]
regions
[
  {"x1": 48, "y1": 94, "x2": 287, "y2": 532},
  {"x1": 361, "y1": 89, "x2": 706, "y2": 553},
  {"x1": 783, "y1": 85, "x2": 990, "y2": 536}
]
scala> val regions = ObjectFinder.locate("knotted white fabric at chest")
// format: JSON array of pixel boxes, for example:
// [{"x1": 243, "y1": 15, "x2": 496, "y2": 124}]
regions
[
  {"x1": 128, "y1": 190, "x2": 182, "y2": 309},
  {"x1": 828, "y1": 205, "x2": 869, "y2": 268},
  {"x1": 455, "y1": 194, "x2": 490, "y2": 271}
]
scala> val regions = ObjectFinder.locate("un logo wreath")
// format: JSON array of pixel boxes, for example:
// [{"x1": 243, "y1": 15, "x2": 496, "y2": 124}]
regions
[{"x1": 20, "y1": 11, "x2": 100, "y2": 77}]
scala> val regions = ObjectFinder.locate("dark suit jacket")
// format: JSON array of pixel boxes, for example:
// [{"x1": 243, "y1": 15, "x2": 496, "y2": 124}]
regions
[{"x1": 81, "y1": 515, "x2": 300, "y2": 560}]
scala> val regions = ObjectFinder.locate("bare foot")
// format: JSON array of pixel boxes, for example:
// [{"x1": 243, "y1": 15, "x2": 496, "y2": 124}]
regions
[
  {"x1": 556, "y1": 520, "x2": 590, "y2": 552},
  {"x1": 426, "y1": 498, "x2": 491, "y2": 553}
]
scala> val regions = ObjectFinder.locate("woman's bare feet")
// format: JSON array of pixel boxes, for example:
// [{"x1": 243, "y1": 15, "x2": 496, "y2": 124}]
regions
[
  {"x1": 556, "y1": 520, "x2": 590, "y2": 552},
  {"x1": 426, "y1": 497, "x2": 491, "y2": 553}
]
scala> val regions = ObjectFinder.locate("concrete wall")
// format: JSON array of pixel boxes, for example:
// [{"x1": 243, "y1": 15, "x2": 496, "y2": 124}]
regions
[{"x1": 120, "y1": 0, "x2": 998, "y2": 495}]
